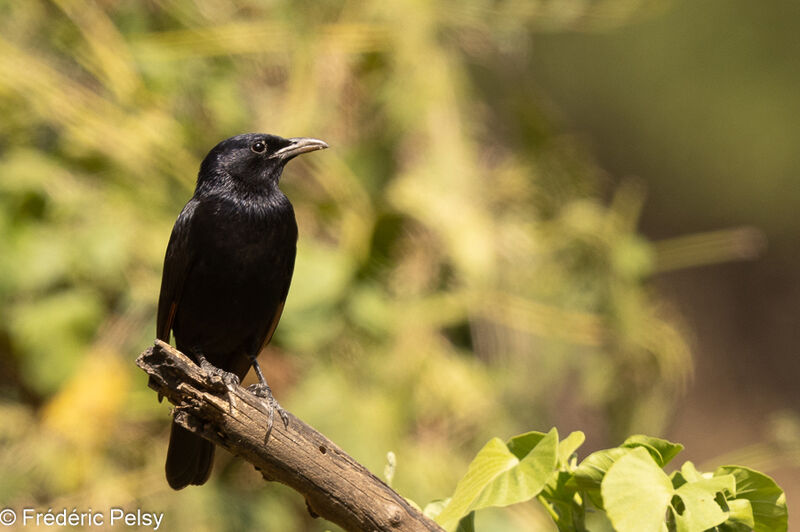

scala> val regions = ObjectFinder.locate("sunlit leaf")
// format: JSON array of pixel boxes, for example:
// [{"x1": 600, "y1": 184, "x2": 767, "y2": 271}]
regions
[
  {"x1": 672, "y1": 474, "x2": 734, "y2": 532},
  {"x1": 435, "y1": 429, "x2": 558, "y2": 531},
  {"x1": 716, "y1": 466, "x2": 788, "y2": 532},
  {"x1": 602, "y1": 447, "x2": 673, "y2": 532},
  {"x1": 622, "y1": 434, "x2": 683, "y2": 467}
]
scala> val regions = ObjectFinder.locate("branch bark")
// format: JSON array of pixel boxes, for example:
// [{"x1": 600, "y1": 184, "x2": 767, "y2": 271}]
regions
[{"x1": 137, "y1": 340, "x2": 444, "y2": 532}]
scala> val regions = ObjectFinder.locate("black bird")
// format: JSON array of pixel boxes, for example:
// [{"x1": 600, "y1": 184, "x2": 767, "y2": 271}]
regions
[{"x1": 156, "y1": 133, "x2": 327, "y2": 490}]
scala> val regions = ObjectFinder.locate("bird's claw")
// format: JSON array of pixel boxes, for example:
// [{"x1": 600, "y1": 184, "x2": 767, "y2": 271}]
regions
[
  {"x1": 199, "y1": 358, "x2": 240, "y2": 412},
  {"x1": 247, "y1": 383, "x2": 289, "y2": 442},
  {"x1": 199, "y1": 358, "x2": 240, "y2": 387}
]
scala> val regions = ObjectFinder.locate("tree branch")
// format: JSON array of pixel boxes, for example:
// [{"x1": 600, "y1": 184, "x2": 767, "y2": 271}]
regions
[{"x1": 136, "y1": 340, "x2": 443, "y2": 532}]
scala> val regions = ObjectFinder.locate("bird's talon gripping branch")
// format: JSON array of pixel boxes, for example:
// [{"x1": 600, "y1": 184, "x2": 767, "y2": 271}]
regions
[
  {"x1": 247, "y1": 382, "x2": 288, "y2": 442},
  {"x1": 197, "y1": 352, "x2": 240, "y2": 411}
]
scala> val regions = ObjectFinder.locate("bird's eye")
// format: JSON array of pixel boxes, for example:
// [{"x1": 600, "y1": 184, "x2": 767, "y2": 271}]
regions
[{"x1": 251, "y1": 141, "x2": 267, "y2": 153}]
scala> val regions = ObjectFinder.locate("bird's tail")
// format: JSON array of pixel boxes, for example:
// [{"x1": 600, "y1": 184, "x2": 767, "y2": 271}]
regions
[{"x1": 165, "y1": 421, "x2": 215, "y2": 490}]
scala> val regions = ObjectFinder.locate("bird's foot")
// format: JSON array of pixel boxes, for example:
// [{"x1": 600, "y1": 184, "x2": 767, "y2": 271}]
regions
[
  {"x1": 196, "y1": 354, "x2": 240, "y2": 412},
  {"x1": 199, "y1": 357, "x2": 241, "y2": 389},
  {"x1": 247, "y1": 382, "x2": 289, "y2": 442}
]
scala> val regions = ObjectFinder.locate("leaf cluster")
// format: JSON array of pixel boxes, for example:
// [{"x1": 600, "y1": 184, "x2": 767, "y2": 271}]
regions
[{"x1": 427, "y1": 431, "x2": 788, "y2": 532}]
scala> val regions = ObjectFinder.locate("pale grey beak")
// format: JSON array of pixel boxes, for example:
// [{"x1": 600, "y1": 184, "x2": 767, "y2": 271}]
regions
[{"x1": 271, "y1": 137, "x2": 329, "y2": 162}]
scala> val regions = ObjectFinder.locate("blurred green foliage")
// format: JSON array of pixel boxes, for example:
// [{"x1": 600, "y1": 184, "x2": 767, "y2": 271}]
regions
[{"x1": 0, "y1": 1, "x2": 704, "y2": 530}]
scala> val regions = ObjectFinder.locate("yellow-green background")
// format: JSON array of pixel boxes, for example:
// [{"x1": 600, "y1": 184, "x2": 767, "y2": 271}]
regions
[{"x1": 0, "y1": 1, "x2": 796, "y2": 530}]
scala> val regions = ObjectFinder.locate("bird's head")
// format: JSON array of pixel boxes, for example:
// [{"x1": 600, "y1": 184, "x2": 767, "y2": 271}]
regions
[{"x1": 196, "y1": 133, "x2": 328, "y2": 194}]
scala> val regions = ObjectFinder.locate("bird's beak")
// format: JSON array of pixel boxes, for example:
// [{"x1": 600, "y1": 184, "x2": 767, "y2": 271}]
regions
[{"x1": 271, "y1": 137, "x2": 329, "y2": 162}]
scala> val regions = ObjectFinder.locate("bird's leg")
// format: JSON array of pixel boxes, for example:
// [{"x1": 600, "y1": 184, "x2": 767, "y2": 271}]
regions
[
  {"x1": 246, "y1": 357, "x2": 289, "y2": 442},
  {"x1": 194, "y1": 350, "x2": 239, "y2": 412}
]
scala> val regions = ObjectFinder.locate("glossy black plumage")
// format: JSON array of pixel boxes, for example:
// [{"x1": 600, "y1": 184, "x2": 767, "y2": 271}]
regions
[{"x1": 156, "y1": 133, "x2": 327, "y2": 490}]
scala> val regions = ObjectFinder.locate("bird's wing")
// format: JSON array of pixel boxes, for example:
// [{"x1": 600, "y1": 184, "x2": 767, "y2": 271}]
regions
[
  {"x1": 156, "y1": 201, "x2": 197, "y2": 342},
  {"x1": 258, "y1": 250, "x2": 296, "y2": 351},
  {"x1": 260, "y1": 301, "x2": 285, "y2": 349}
]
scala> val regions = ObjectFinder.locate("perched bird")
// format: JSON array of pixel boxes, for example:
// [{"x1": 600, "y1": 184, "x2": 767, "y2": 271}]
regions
[{"x1": 156, "y1": 133, "x2": 327, "y2": 490}]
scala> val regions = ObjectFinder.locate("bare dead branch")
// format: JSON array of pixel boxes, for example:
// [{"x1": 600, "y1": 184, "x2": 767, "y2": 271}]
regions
[{"x1": 136, "y1": 340, "x2": 443, "y2": 532}]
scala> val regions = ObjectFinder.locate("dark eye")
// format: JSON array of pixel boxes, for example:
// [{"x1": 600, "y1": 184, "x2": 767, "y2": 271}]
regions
[{"x1": 251, "y1": 141, "x2": 267, "y2": 153}]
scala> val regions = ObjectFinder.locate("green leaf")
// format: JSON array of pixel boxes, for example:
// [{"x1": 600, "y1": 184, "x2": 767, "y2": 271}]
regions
[
  {"x1": 716, "y1": 466, "x2": 787, "y2": 532},
  {"x1": 435, "y1": 428, "x2": 559, "y2": 531},
  {"x1": 673, "y1": 474, "x2": 735, "y2": 532},
  {"x1": 726, "y1": 498, "x2": 755, "y2": 529},
  {"x1": 540, "y1": 471, "x2": 585, "y2": 531},
  {"x1": 677, "y1": 461, "x2": 704, "y2": 484},
  {"x1": 572, "y1": 447, "x2": 630, "y2": 508},
  {"x1": 542, "y1": 471, "x2": 579, "y2": 504},
  {"x1": 557, "y1": 431, "x2": 586, "y2": 468},
  {"x1": 602, "y1": 447, "x2": 674, "y2": 532},
  {"x1": 506, "y1": 431, "x2": 547, "y2": 460},
  {"x1": 622, "y1": 434, "x2": 683, "y2": 467}
]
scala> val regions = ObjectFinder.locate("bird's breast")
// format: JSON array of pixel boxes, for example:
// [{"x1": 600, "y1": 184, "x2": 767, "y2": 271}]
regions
[
  {"x1": 172, "y1": 195, "x2": 297, "y2": 358},
  {"x1": 195, "y1": 195, "x2": 297, "y2": 254}
]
